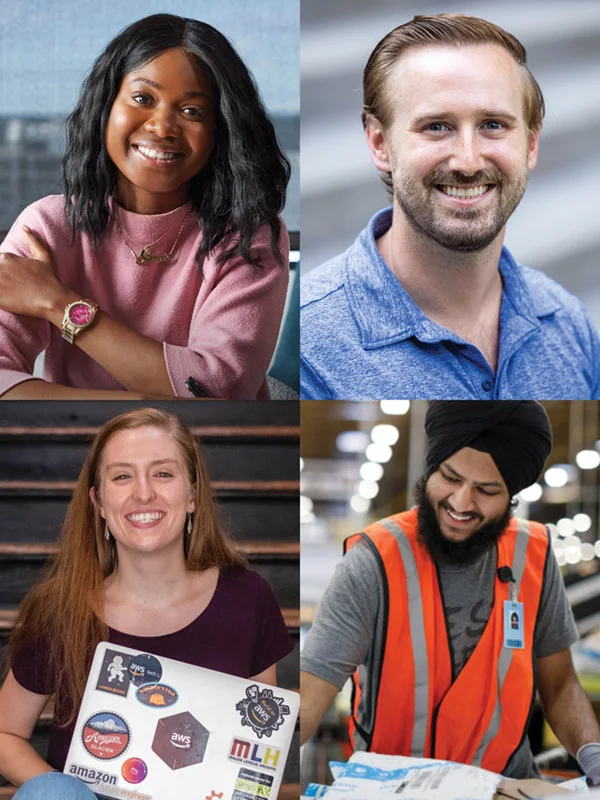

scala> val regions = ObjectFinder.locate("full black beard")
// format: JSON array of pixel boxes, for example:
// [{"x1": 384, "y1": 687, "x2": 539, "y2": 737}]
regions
[{"x1": 414, "y1": 476, "x2": 512, "y2": 566}]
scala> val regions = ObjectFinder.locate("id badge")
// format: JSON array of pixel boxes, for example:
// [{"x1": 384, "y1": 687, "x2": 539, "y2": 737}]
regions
[{"x1": 503, "y1": 601, "x2": 524, "y2": 649}]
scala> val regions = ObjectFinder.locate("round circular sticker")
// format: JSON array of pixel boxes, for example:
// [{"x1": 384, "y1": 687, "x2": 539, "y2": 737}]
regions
[
  {"x1": 82, "y1": 712, "x2": 130, "y2": 760},
  {"x1": 137, "y1": 683, "x2": 178, "y2": 708},
  {"x1": 248, "y1": 696, "x2": 281, "y2": 730},
  {"x1": 127, "y1": 653, "x2": 162, "y2": 687},
  {"x1": 121, "y1": 757, "x2": 148, "y2": 784}
]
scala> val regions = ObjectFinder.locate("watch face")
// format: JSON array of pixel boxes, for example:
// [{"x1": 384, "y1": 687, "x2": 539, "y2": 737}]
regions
[{"x1": 68, "y1": 302, "x2": 93, "y2": 327}]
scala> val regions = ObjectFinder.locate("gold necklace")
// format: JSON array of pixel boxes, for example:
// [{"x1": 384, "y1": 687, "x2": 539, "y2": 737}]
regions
[
  {"x1": 116, "y1": 209, "x2": 182, "y2": 250},
  {"x1": 114, "y1": 208, "x2": 192, "y2": 265}
]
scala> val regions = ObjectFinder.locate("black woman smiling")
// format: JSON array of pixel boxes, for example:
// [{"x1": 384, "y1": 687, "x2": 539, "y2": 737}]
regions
[{"x1": 0, "y1": 14, "x2": 290, "y2": 400}]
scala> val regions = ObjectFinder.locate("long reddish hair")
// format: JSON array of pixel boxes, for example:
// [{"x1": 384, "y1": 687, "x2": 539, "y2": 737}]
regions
[{"x1": 6, "y1": 408, "x2": 246, "y2": 725}]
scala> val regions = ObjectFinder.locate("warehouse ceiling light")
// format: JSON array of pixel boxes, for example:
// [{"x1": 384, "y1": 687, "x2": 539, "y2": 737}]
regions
[
  {"x1": 350, "y1": 494, "x2": 371, "y2": 514},
  {"x1": 581, "y1": 543, "x2": 595, "y2": 562},
  {"x1": 370, "y1": 424, "x2": 399, "y2": 446},
  {"x1": 573, "y1": 513, "x2": 592, "y2": 533},
  {"x1": 358, "y1": 480, "x2": 379, "y2": 499},
  {"x1": 519, "y1": 483, "x2": 543, "y2": 503},
  {"x1": 300, "y1": 495, "x2": 314, "y2": 515},
  {"x1": 380, "y1": 400, "x2": 410, "y2": 415},
  {"x1": 575, "y1": 450, "x2": 600, "y2": 470},
  {"x1": 557, "y1": 518, "x2": 575, "y2": 537},
  {"x1": 360, "y1": 461, "x2": 384, "y2": 482},
  {"x1": 544, "y1": 466, "x2": 570, "y2": 488},
  {"x1": 337, "y1": 430, "x2": 370, "y2": 453},
  {"x1": 565, "y1": 544, "x2": 582, "y2": 565},
  {"x1": 366, "y1": 442, "x2": 393, "y2": 463}
]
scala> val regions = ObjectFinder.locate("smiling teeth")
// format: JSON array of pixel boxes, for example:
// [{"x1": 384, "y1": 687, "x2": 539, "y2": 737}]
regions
[
  {"x1": 440, "y1": 185, "x2": 489, "y2": 198},
  {"x1": 128, "y1": 512, "x2": 164, "y2": 523},
  {"x1": 447, "y1": 510, "x2": 474, "y2": 521},
  {"x1": 137, "y1": 146, "x2": 178, "y2": 161}
]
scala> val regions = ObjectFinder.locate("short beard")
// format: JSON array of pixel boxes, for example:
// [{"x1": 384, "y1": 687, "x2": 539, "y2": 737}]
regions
[
  {"x1": 414, "y1": 476, "x2": 512, "y2": 565},
  {"x1": 392, "y1": 162, "x2": 528, "y2": 253}
]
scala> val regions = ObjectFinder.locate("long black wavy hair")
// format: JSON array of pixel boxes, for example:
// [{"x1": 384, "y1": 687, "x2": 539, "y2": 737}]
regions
[{"x1": 62, "y1": 13, "x2": 290, "y2": 267}]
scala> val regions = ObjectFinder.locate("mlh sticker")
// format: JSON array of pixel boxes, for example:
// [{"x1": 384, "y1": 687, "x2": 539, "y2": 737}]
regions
[{"x1": 235, "y1": 685, "x2": 290, "y2": 738}]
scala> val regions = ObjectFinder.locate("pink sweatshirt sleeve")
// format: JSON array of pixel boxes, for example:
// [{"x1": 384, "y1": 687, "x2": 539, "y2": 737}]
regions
[
  {"x1": 163, "y1": 222, "x2": 290, "y2": 399},
  {"x1": 0, "y1": 205, "x2": 53, "y2": 396}
]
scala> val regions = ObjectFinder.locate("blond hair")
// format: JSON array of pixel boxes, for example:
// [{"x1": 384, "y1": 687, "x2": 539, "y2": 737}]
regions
[{"x1": 362, "y1": 13, "x2": 545, "y2": 133}]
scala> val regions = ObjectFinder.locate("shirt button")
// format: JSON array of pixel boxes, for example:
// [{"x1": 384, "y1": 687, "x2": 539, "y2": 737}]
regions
[{"x1": 482, "y1": 380, "x2": 492, "y2": 392}]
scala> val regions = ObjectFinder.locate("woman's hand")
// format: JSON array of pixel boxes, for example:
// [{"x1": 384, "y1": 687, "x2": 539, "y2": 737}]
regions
[{"x1": 0, "y1": 227, "x2": 71, "y2": 320}]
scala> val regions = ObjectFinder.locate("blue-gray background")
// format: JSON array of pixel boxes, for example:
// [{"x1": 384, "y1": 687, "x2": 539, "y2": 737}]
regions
[
  {"x1": 301, "y1": 0, "x2": 600, "y2": 325},
  {"x1": 0, "y1": 0, "x2": 299, "y2": 233}
]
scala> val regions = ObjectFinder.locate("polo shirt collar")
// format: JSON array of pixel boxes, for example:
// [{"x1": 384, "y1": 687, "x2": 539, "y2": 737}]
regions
[{"x1": 344, "y1": 207, "x2": 562, "y2": 350}]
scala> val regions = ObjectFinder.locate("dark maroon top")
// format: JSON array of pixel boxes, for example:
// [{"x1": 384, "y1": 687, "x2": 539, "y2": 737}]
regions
[{"x1": 12, "y1": 567, "x2": 294, "y2": 770}]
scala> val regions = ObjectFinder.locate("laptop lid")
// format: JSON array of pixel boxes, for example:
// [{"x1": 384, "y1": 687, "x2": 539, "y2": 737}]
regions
[{"x1": 64, "y1": 641, "x2": 299, "y2": 800}]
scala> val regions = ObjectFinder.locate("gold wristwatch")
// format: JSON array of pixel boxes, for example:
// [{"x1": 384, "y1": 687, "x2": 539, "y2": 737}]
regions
[{"x1": 61, "y1": 299, "x2": 99, "y2": 344}]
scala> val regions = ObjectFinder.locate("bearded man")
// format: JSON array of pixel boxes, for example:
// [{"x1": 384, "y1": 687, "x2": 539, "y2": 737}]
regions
[
  {"x1": 300, "y1": 401, "x2": 600, "y2": 786},
  {"x1": 300, "y1": 14, "x2": 600, "y2": 399}
]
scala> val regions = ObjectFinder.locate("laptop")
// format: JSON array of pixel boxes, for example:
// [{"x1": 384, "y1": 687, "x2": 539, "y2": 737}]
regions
[{"x1": 64, "y1": 641, "x2": 299, "y2": 800}]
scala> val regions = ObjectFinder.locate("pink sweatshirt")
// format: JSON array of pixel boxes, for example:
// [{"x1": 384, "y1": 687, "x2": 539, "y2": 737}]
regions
[{"x1": 0, "y1": 195, "x2": 289, "y2": 398}]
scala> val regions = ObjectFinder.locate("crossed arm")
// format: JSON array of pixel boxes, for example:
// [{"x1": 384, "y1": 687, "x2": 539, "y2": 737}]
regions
[
  {"x1": 0, "y1": 223, "x2": 287, "y2": 400},
  {"x1": 0, "y1": 228, "x2": 176, "y2": 399}
]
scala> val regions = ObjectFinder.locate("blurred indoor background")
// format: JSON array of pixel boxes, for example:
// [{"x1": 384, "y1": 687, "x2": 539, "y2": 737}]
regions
[
  {"x1": 301, "y1": 400, "x2": 600, "y2": 787},
  {"x1": 301, "y1": 0, "x2": 600, "y2": 325}
]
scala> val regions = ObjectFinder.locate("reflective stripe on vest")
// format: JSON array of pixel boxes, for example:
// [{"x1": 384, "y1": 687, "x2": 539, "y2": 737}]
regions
[
  {"x1": 378, "y1": 517, "x2": 429, "y2": 757},
  {"x1": 472, "y1": 518, "x2": 529, "y2": 767},
  {"x1": 345, "y1": 508, "x2": 548, "y2": 773}
]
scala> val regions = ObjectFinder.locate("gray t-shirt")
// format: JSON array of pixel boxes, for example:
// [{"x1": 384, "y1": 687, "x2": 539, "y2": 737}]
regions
[{"x1": 301, "y1": 534, "x2": 578, "y2": 778}]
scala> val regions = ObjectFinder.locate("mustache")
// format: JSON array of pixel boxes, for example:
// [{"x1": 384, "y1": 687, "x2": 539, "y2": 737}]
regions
[{"x1": 427, "y1": 168, "x2": 504, "y2": 187}]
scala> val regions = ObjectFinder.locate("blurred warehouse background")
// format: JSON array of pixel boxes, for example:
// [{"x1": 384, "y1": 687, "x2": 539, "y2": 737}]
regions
[
  {"x1": 300, "y1": 400, "x2": 600, "y2": 787},
  {"x1": 301, "y1": 0, "x2": 600, "y2": 325}
]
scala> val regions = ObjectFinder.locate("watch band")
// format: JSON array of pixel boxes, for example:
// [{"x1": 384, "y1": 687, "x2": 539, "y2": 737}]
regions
[{"x1": 61, "y1": 299, "x2": 99, "y2": 344}]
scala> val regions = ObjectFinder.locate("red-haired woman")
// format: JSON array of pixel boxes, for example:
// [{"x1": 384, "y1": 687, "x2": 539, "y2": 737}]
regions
[{"x1": 0, "y1": 408, "x2": 293, "y2": 798}]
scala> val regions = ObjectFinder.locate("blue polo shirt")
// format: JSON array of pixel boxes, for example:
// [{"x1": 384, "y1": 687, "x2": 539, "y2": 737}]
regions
[{"x1": 301, "y1": 208, "x2": 600, "y2": 400}]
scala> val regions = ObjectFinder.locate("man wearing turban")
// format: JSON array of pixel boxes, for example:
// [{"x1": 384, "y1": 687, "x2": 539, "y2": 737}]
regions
[{"x1": 300, "y1": 401, "x2": 600, "y2": 786}]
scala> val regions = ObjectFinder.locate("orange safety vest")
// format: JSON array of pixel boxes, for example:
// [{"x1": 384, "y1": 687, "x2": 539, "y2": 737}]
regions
[{"x1": 344, "y1": 507, "x2": 549, "y2": 774}]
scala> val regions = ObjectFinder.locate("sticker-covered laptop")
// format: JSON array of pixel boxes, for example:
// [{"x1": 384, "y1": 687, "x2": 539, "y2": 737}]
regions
[{"x1": 64, "y1": 641, "x2": 299, "y2": 800}]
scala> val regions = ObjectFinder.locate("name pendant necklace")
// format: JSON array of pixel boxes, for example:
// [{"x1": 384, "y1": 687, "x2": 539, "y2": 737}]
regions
[{"x1": 114, "y1": 207, "x2": 192, "y2": 265}]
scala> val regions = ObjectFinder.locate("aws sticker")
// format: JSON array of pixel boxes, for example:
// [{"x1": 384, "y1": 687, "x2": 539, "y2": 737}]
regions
[
  {"x1": 232, "y1": 767, "x2": 274, "y2": 800},
  {"x1": 82, "y1": 711, "x2": 130, "y2": 760},
  {"x1": 96, "y1": 649, "x2": 132, "y2": 697},
  {"x1": 128, "y1": 653, "x2": 163, "y2": 687},
  {"x1": 121, "y1": 757, "x2": 148, "y2": 784},
  {"x1": 235, "y1": 685, "x2": 290, "y2": 739},
  {"x1": 136, "y1": 683, "x2": 178, "y2": 708}
]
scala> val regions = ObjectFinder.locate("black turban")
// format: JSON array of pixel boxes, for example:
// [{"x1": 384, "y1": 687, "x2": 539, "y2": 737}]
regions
[{"x1": 424, "y1": 401, "x2": 552, "y2": 497}]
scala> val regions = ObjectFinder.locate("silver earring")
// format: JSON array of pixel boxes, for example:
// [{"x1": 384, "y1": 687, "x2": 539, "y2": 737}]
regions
[
  {"x1": 104, "y1": 524, "x2": 111, "y2": 541},
  {"x1": 186, "y1": 513, "x2": 193, "y2": 537}
]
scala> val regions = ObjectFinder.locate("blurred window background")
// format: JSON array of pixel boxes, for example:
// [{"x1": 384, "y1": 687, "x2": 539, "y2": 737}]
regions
[
  {"x1": 0, "y1": 0, "x2": 299, "y2": 236},
  {"x1": 301, "y1": 400, "x2": 600, "y2": 787},
  {"x1": 301, "y1": 0, "x2": 600, "y2": 325}
]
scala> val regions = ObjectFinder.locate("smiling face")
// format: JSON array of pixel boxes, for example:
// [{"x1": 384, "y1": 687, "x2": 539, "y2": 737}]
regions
[
  {"x1": 105, "y1": 47, "x2": 216, "y2": 214},
  {"x1": 366, "y1": 44, "x2": 539, "y2": 252},
  {"x1": 91, "y1": 426, "x2": 195, "y2": 556},
  {"x1": 425, "y1": 447, "x2": 510, "y2": 541}
]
